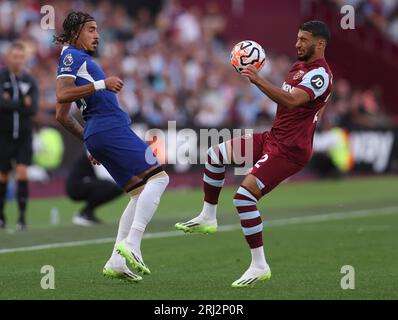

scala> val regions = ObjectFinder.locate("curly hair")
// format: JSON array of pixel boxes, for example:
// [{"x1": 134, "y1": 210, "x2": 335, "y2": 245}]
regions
[{"x1": 53, "y1": 11, "x2": 95, "y2": 44}]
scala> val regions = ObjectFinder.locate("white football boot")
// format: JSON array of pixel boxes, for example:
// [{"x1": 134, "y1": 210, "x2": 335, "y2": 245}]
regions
[{"x1": 231, "y1": 265, "x2": 272, "y2": 288}]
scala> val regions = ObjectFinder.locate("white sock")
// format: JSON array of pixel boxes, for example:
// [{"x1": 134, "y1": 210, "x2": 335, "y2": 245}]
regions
[
  {"x1": 109, "y1": 195, "x2": 138, "y2": 266},
  {"x1": 250, "y1": 246, "x2": 268, "y2": 270},
  {"x1": 125, "y1": 175, "x2": 169, "y2": 256},
  {"x1": 198, "y1": 202, "x2": 217, "y2": 221}
]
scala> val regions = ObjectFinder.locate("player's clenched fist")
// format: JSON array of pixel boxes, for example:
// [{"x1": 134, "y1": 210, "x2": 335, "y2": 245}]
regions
[{"x1": 105, "y1": 76, "x2": 124, "y2": 93}]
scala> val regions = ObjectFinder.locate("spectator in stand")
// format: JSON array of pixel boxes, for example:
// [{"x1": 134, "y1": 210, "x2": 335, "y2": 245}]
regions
[
  {"x1": 350, "y1": 88, "x2": 393, "y2": 128},
  {"x1": 330, "y1": 0, "x2": 398, "y2": 43}
]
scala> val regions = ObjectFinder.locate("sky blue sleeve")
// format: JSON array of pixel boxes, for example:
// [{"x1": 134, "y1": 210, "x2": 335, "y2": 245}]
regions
[{"x1": 296, "y1": 67, "x2": 330, "y2": 100}]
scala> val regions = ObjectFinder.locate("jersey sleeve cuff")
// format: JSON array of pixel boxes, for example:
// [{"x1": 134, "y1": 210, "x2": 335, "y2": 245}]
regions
[
  {"x1": 296, "y1": 84, "x2": 315, "y2": 100},
  {"x1": 57, "y1": 74, "x2": 77, "y2": 79}
]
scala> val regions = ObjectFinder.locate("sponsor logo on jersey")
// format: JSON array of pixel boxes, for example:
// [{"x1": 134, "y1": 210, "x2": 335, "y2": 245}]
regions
[
  {"x1": 63, "y1": 53, "x2": 74, "y2": 66},
  {"x1": 282, "y1": 81, "x2": 293, "y2": 93},
  {"x1": 310, "y1": 75, "x2": 324, "y2": 89},
  {"x1": 60, "y1": 67, "x2": 72, "y2": 72},
  {"x1": 293, "y1": 70, "x2": 305, "y2": 80}
]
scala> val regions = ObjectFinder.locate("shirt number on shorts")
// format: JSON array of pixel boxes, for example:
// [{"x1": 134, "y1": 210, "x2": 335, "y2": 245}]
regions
[{"x1": 254, "y1": 154, "x2": 268, "y2": 168}]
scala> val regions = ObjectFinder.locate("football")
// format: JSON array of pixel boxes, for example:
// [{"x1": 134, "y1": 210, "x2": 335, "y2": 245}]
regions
[{"x1": 230, "y1": 40, "x2": 266, "y2": 73}]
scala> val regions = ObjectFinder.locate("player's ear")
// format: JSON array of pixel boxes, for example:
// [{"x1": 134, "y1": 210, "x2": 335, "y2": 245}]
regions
[
  {"x1": 70, "y1": 30, "x2": 79, "y2": 44},
  {"x1": 318, "y1": 39, "x2": 326, "y2": 49}
]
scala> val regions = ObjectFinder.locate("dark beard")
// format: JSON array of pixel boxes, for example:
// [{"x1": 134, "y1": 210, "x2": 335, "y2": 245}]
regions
[
  {"x1": 87, "y1": 42, "x2": 99, "y2": 56},
  {"x1": 87, "y1": 49, "x2": 96, "y2": 56},
  {"x1": 297, "y1": 44, "x2": 316, "y2": 61}
]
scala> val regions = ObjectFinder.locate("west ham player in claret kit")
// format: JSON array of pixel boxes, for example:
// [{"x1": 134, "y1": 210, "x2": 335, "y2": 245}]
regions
[{"x1": 176, "y1": 21, "x2": 333, "y2": 288}]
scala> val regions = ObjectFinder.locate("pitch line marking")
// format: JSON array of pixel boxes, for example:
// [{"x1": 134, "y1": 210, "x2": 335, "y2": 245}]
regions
[{"x1": 0, "y1": 206, "x2": 397, "y2": 254}]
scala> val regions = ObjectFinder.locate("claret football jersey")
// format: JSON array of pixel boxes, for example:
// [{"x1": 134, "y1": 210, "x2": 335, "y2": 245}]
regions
[{"x1": 270, "y1": 58, "x2": 333, "y2": 165}]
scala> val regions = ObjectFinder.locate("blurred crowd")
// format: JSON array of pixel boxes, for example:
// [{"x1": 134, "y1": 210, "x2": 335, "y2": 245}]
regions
[
  {"x1": 0, "y1": 0, "x2": 394, "y2": 132},
  {"x1": 330, "y1": 0, "x2": 398, "y2": 43},
  {"x1": 320, "y1": 79, "x2": 393, "y2": 130}
]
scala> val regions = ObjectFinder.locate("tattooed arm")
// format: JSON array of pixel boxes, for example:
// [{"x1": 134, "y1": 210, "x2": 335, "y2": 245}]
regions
[
  {"x1": 56, "y1": 75, "x2": 123, "y2": 104},
  {"x1": 55, "y1": 102, "x2": 83, "y2": 141}
]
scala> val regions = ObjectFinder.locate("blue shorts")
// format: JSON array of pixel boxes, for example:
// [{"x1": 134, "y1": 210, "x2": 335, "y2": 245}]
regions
[{"x1": 85, "y1": 126, "x2": 159, "y2": 188}]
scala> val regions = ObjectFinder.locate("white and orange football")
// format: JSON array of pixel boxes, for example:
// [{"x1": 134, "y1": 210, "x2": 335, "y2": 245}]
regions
[{"x1": 230, "y1": 40, "x2": 266, "y2": 73}]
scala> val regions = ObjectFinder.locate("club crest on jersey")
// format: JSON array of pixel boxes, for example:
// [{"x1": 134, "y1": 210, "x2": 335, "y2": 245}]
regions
[
  {"x1": 63, "y1": 53, "x2": 74, "y2": 66},
  {"x1": 293, "y1": 70, "x2": 305, "y2": 80}
]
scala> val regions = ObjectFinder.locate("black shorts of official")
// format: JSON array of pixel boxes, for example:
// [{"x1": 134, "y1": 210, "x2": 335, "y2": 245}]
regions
[{"x1": 0, "y1": 133, "x2": 33, "y2": 172}]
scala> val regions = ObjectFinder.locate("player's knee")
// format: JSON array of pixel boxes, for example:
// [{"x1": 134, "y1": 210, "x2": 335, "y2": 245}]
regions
[
  {"x1": 126, "y1": 180, "x2": 146, "y2": 197},
  {"x1": 127, "y1": 166, "x2": 168, "y2": 197},
  {"x1": 207, "y1": 142, "x2": 228, "y2": 165},
  {"x1": 161, "y1": 172, "x2": 169, "y2": 185},
  {"x1": 144, "y1": 167, "x2": 169, "y2": 191},
  {"x1": 207, "y1": 145, "x2": 217, "y2": 160},
  {"x1": 233, "y1": 186, "x2": 258, "y2": 208},
  {"x1": 16, "y1": 173, "x2": 28, "y2": 181},
  {"x1": 145, "y1": 170, "x2": 169, "y2": 202},
  {"x1": 146, "y1": 166, "x2": 167, "y2": 180},
  {"x1": 151, "y1": 172, "x2": 169, "y2": 190},
  {"x1": 15, "y1": 166, "x2": 28, "y2": 181},
  {"x1": 164, "y1": 173, "x2": 170, "y2": 186}
]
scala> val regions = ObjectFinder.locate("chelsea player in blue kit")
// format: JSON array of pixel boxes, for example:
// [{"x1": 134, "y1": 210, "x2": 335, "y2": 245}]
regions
[{"x1": 54, "y1": 12, "x2": 169, "y2": 282}]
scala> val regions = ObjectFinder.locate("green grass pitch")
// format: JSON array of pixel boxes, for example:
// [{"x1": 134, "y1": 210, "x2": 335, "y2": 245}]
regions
[{"x1": 0, "y1": 176, "x2": 397, "y2": 299}]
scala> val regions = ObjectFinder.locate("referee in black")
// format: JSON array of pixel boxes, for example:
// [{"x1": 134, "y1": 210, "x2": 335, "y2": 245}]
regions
[{"x1": 0, "y1": 41, "x2": 38, "y2": 230}]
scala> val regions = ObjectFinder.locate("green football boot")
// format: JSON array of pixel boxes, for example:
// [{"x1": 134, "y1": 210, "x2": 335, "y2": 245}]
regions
[
  {"x1": 175, "y1": 217, "x2": 217, "y2": 234},
  {"x1": 116, "y1": 241, "x2": 151, "y2": 275},
  {"x1": 102, "y1": 261, "x2": 143, "y2": 283},
  {"x1": 231, "y1": 267, "x2": 271, "y2": 288}
]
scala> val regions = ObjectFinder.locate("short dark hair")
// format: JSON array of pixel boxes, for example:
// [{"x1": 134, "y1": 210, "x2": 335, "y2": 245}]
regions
[
  {"x1": 53, "y1": 11, "x2": 95, "y2": 44},
  {"x1": 299, "y1": 20, "x2": 331, "y2": 43},
  {"x1": 9, "y1": 41, "x2": 26, "y2": 51}
]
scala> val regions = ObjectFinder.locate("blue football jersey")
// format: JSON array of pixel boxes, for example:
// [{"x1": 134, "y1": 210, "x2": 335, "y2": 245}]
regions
[{"x1": 56, "y1": 46, "x2": 131, "y2": 139}]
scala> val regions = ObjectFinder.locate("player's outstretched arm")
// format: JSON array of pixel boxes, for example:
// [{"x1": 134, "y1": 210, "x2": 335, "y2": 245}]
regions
[
  {"x1": 55, "y1": 102, "x2": 84, "y2": 141},
  {"x1": 56, "y1": 76, "x2": 96, "y2": 104},
  {"x1": 56, "y1": 76, "x2": 124, "y2": 104},
  {"x1": 241, "y1": 65, "x2": 310, "y2": 110}
]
